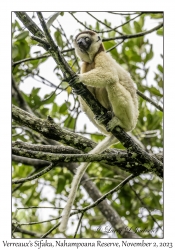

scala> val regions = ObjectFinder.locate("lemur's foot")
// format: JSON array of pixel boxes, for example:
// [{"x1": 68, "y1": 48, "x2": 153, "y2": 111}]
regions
[
  {"x1": 94, "y1": 114, "x2": 107, "y2": 124},
  {"x1": 73, "y1": 88, "x2": 86, "y2": 95},
  {"x1": 106, "y1": 116, "x2": 119, "y2": 132},
  {"x1": 69, "y1": 75, "x2": 80, "y2": 87}
]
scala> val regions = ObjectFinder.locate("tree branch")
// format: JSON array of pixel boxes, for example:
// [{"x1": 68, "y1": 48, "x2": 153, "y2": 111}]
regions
[
  {"x1": 137, "y1": 90, "x2": 163, "y2": 112},
  {"x1": 103, "y1": 23, "x2": 163, "y2": 41},
  {"x1": 11, "y1": 146, "x2": 143, "y2": 173},
  {"x1": 12, "y1": 54, "x2": 50, "y2": 67},
  {"x1": 12, "y1": 162, "x2": 55, "y2": 184},
  {"x1": 12, "y1": 223, "x2": 49, "y2": 238},
  {"x1": 12, "y1": 141, "x2": 82, "y2": 154},
  {"x1": 14, "y1": 12, "x2": 45, "y2": 38},
  {"x1": 12, "y1": 105, "x2": 163, "y2": 177},
  {"x1": 12, "y1": 155, "x2": 49, "y2": 168}
]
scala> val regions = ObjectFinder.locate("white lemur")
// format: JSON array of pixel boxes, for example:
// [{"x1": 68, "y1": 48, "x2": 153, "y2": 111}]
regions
[{"x1": 59, "y1": 31, "x2": 139, "y2": 231}]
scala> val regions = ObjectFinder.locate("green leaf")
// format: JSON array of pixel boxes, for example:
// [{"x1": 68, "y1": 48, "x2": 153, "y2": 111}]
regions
[
  {"x1": 150, "y1": 13, "x2": 163, "y2": 19},
  {"x1": 13, "y1": 40, "x2": 30, "y2": 60},
  {"x1": 144, "y1": 45, "x2": 154, "y2": 63},
  {"x1": 31, "y1": 87, "x2": 40, "y2": 96},
  {"x1": 64, "y1": 116, "x2": 76, "y2": 129},
  {"x1": 43, "y1": 93, "x2": 56, "y2": 104},
  {"x1": 15, "y1": 31, "x2": 29, "y2": 40},
  {"x1": 95, "y1": 21, "x2": 100, "y2": 31},
  {"x1": 52, "y1": 103, "x2": 58, "y2": 114},
  {"x1": 46, "y1": 12, "x2": 60, "y2": 28},
  {"x1": 122, "y1": 22, "x2": 132, "y2": 34},
  {"x1": 149, "y1": 86, "x2": 163, "y2": 97},
  {"x1": 56, "y1": 176, "x2": 66, "y2": 193},
  {"x1": 138, "y1": 15, "x2": 145, "y2": 28},
  {"x1": 12, "y1": 45, "x2": 18, "y2": 59},
  {"x1": 157, "y1": 64, "x2": 163, "y2": 73},
  {"x1": 59, "y1": 103, "x2": 68, "y2": 114},
  {"x1": 157, "y1": 28, "x2": 163, "y2": 36},
  {"x1": 134, "y1": 21, "x2": 142, "y2": 33},
  {"x1": 54, "y1": 30, "x2": 63, "y2": 48}
]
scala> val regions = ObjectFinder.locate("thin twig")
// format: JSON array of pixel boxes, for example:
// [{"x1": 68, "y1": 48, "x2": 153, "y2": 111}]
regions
[
  {"x1": 137, "y1": 90, "x2": 163, "y2": 112},
  {"x1": 12, "y1": 54, "x2": 50, "y2": 66},
  {"x1": 81, "y1": 174, "x2": 134, "y2": 212},
  {"x1": 130, "y1": 185, "x2": 163, "y2": 231},
  {"x1": 73, "y1": 212, "x2": 84, "y2": 238},
  {"x1": 88, "y1": 12, "x2": 142, "y2": 34},
  {"x1": 12, "y1": 169, "x2": 37, "y2": 193},
  {"x1": 112, "y1": 13, "x2": 142, "y2": 30},
  {"x1": 30, "y1": 35, "x2": 50, "y2": 49},
  {"x1": 37, "y1": 12, "x2": 57, "y2": 50},
  {"x1": 12, "y1": 223, "x2": 49, "y2": 238},
  {"x1": 106, "y1": 39, "x2": 124, "y2": 53},
  {"x1": 87, "y1": 12, "x2": 123, "y2": 35},
  {"x1": 107, "y1": 12, "x2": 138, "y2": 15},
  {"x1": 12, "y1": 162, "x2": 54, "y2": 184},
  {"x1": 69, "y1": 12, "x2": 94, "y2": 31},
  {"x1": 103, "y1": 23, "x2": 163, "y2": 41}
]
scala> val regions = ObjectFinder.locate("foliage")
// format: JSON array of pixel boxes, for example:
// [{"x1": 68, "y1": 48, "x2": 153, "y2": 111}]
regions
[{"x1": 12, "y1": 12, "x2": 163, "y2": 239}]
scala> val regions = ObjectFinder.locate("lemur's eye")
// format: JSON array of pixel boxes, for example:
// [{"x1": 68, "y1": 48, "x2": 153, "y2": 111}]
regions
[{"x1": 85, "y1": 37, "x2": 90, "y2": 42}]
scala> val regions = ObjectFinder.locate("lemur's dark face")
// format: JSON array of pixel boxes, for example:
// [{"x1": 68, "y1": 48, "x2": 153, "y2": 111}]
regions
[
  {"x1": 73, "y1": 31, "x2": 103, "y2": 63},
  {"x1": 75, "y1": 31, "x2": 101, "y2": 53},
  {"x1": 76, "y1": 36, "x2": 92, "y2": 52}
]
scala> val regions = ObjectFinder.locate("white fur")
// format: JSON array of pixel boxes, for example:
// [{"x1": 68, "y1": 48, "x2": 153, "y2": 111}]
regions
[{"x1": 59, "y1": 31, "x2": 138, "y2": 232}]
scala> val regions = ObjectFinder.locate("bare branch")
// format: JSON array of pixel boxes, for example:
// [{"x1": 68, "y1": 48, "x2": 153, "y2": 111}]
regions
[
  {"x1": 12, "y1": 54, "x2": 50, "y2": 67},
  {"x1": 137, "y1": 90, "x2": 163, "y2": 112},
  {"x1": 103, "y1": 23, "x2": 163, "y2": 41},
  {"x1": 12, "y1": 104, "x2": 163, "y2": 178},
  {"x1": 12, "y1": 141, "x2": 82, "y2": 154},
  {"x1": 14, "y1": 12, "x2": 45, "y2": 38},
  {"x1": 12, "y1": 162, "x2": 54, "y2": 184}
]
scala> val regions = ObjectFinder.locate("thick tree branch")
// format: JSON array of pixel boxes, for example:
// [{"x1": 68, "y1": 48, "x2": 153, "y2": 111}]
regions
[
  {"x1": 12, "y1": 141, "x2": 82, "y2": 154},
  {"x1": 14, "y1": 12, "x2": 45, "y2": 39},
  {"x1": 12, "y1": 105, "x2": 163, "y2": 175},
  {"x1": 11, "y1": 147, "x2": 144, "y2": 174},
  {"x1": 12, "y1": 155, "x2": 49, "y2": 168}
]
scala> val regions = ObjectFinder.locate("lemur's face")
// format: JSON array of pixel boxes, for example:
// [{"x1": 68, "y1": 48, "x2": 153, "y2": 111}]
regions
[
  {"x1": 76, "y1": 36, "x2": 92, "y2": 51},
  {"x1": 74, "y1": 31, "x2": 101, "y2": 53},
  {"x1": 73, "y1": 31, "x2": 102, "y2": 63}
]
